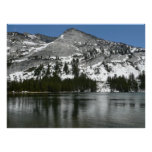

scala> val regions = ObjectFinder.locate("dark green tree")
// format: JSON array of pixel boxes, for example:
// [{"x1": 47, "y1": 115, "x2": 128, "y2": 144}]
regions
[
  {"x1": 45, "y1": 64, "x2": 51, "y2": 77},
  {"x1": 72, "y1": 58, "x2": 79, "y2": 78},
  {"x1": 54, "y1": 60, "x2": 61, "y2": 76},
  {"x1": 63, "y1": 62, "x2": 69, "y2": 74},
  {"x1": 107, "y1": 74, "x2": 139, "y2": 92},
  {"x1": 34, "y1": 64, "x2": 43, "y2": 76},
  {"x1": 138, "y1": 71, "x2": 145, "y2": 90}
]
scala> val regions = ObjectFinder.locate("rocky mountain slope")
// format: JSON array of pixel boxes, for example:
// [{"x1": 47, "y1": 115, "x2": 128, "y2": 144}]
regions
[{"x1": 7, "y1": 28, "x2": 145, "y2": 92}]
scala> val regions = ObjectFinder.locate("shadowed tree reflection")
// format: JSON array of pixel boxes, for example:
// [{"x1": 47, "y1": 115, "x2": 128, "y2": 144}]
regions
[
  {"x1": 40, "y1": 95, "x2": 52, "y2": 126},
  {"x1": 72, "y1": 95, "x2": 80, "y2": 127},
  {"x1": 33, "y1": 99, "x2": 41, "y2": 116},
  {"x1": 129, "y1": 103, "x2": 135, "y2": 107},
  {"x1": 51, "y1": 94, "x2": 61, "y2": 127},
  {"x1": 71, "y1": 94, "x2": 88, "y2": 127},
  {"x1": 31, "y1": 94, "x2": 61, "y2": 127},
  {"x1": 72, "y1": 96, "x2": 79, "y2": 119}
]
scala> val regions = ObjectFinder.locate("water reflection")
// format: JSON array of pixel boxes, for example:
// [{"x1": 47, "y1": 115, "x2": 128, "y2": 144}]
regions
[
  {"x1": 114, "y1": 103, "x2": 126, "y2": 106},
  {"x1": 129, "y1": 103, "x2": 135, "y2": 107},
  {"x1": 140, "y1": 103, "x2": 145, "y2": 108},
  {"x1": 7, "y1": 93, "x2": 145, "y2": 128}
]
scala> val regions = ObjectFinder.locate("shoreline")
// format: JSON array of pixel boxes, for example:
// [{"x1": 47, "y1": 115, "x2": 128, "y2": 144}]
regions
[{"x1": 7, "y1": 90, "x2": 145, "y2": 95}]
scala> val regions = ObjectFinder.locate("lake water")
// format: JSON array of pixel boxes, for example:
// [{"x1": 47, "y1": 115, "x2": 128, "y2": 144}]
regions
[{"x1": 7, "y1": 93, "x2": 145, "y2": 128}]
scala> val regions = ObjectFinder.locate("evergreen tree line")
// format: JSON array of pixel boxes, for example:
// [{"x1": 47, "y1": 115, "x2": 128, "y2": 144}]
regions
[
  {"x1": 7, "y1": 58, "x2": 97, "y2": 92},
  {"x1": 138, "y1": 71, "x2": 145, "y2": 90},
  {"x1": 7, "y1": 74, "x2": 96, "y2": 92},
  {"x1": 107, "y1": 71, "x2": 145, "y2": 92}
]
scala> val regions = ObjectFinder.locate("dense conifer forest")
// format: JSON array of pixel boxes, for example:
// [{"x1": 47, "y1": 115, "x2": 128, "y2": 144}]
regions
[
  {"x1": 7, "y1": 74, "x2": 97, "y2": 92},
  {"x1": 107, "y1": 71, "x2": 145, "y2": 92}
]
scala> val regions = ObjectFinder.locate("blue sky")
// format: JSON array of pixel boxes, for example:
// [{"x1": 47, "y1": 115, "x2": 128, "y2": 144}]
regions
[{"x1": 7, "y1": 24, "x2": 145, "y2": 48}]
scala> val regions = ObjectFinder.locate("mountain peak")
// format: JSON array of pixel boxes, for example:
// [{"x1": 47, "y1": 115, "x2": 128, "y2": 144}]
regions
[
  {"x1": 63, "y1": 28, "x2": 83, "y2": 35},
  {"x1": 65, "y1": 28, "x2": 79, "y2": 31}
]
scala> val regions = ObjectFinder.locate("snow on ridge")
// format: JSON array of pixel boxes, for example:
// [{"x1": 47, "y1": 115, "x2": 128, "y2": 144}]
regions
[
  {"x1": 23, "y1": 41, "x2": 37, "y2": 46},
  {"x1": 33, "y1": 43, "x2": 50, "y2": 53},
  {"x1": 92, "y1": 62, "x2": 102, "y2": 68},
  {"x1": 60, "y1": 35, "x2": 64, "y2": 39},
  {"x1": 28, "y1": 34, "x2": 37, "y2": 39},
  {"x1": 130, "y1": 48, "x2": 137, "y2": 53},
  {"x1": 12, "y1": 58, "x2": 28, "y2": 63}
]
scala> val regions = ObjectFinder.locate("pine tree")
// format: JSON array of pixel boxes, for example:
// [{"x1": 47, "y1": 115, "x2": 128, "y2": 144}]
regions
[
  {"x1": 46, "y1": 64, "x2": 51, "y2": 77},
  {"x1": 63, "y1": 62, "x2": 69, "y2": 74},
  {"x1": 138, "y1": 71, "x2": 145, "y2": 90},
  {"x1": 54, "y1": 61, "x2": 61, "y2": 76},
  {"x1": 72, "y1": 58, "x2": 79, "y2": 78},
  {"x1": 34, "y1": 64, "x2": 43, "y2": 76}
]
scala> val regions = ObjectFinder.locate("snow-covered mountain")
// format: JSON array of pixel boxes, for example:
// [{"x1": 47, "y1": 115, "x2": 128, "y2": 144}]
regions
[{"x1": 7, "y1": 28, "x2": 145, "y2": 92}]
